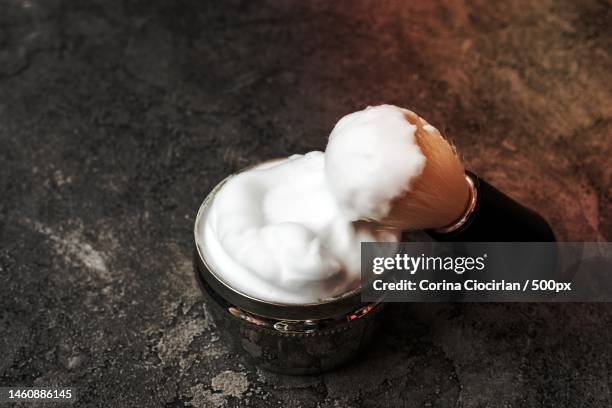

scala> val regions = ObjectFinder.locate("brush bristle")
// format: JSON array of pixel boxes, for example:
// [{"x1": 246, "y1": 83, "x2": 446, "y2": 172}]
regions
[{"x1": 382, "y1": 111, "x2": 469, "y2": 230}]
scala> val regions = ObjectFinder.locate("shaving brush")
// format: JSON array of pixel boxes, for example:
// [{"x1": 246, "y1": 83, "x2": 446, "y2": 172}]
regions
[{"x1": 381, "y1": 111, "x2": 470, "y2": 231}]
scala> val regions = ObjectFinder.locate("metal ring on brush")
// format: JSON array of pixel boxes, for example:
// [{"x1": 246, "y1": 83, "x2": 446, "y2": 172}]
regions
[{"x1": 432, "y1": 173, "x2": 478, "y2": 234}]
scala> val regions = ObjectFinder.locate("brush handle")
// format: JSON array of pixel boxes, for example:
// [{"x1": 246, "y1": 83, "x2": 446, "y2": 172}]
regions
[{"x1": 427, "y1": 172, "x2": 556, "y2": 242}]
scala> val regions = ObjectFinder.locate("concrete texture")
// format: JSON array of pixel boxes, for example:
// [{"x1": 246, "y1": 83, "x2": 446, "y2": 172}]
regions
[{"x1": 0, "y1": 0, "x2": 610, "y2": 406}]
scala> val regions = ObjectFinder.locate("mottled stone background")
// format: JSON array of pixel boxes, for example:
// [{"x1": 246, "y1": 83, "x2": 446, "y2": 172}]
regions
[{"x1": 0, "y1": 0, "x2": 610, "y2": 407}]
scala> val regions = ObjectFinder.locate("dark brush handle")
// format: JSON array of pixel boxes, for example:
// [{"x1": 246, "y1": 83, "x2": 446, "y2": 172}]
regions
[{"x1": 427, "y1": 172, "x2": 556, "y2": 242}]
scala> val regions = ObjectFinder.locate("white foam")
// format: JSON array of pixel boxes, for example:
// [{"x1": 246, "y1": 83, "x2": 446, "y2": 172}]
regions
[
  {"x1": 325, "y1": 105, "x2": 426, "y2": 221},
  {"x1": 197, "y1": 105, "x2": 425, "y2": 304}
]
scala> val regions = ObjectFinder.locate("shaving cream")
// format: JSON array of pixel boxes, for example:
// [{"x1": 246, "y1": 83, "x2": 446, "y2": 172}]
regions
[{"x1": 197, "y1": 105, "x2": 426, "y2": 304}]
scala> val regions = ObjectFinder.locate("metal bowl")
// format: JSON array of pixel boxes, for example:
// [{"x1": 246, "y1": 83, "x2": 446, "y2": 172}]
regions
[{"x1": 193, "y1": 174, "x2": 384, "y2": 375}]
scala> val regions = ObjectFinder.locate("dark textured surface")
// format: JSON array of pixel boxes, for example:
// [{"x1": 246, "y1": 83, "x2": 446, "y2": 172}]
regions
[{"x1": 1, "y1": 0, "x2": 611, "y2": 407}]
